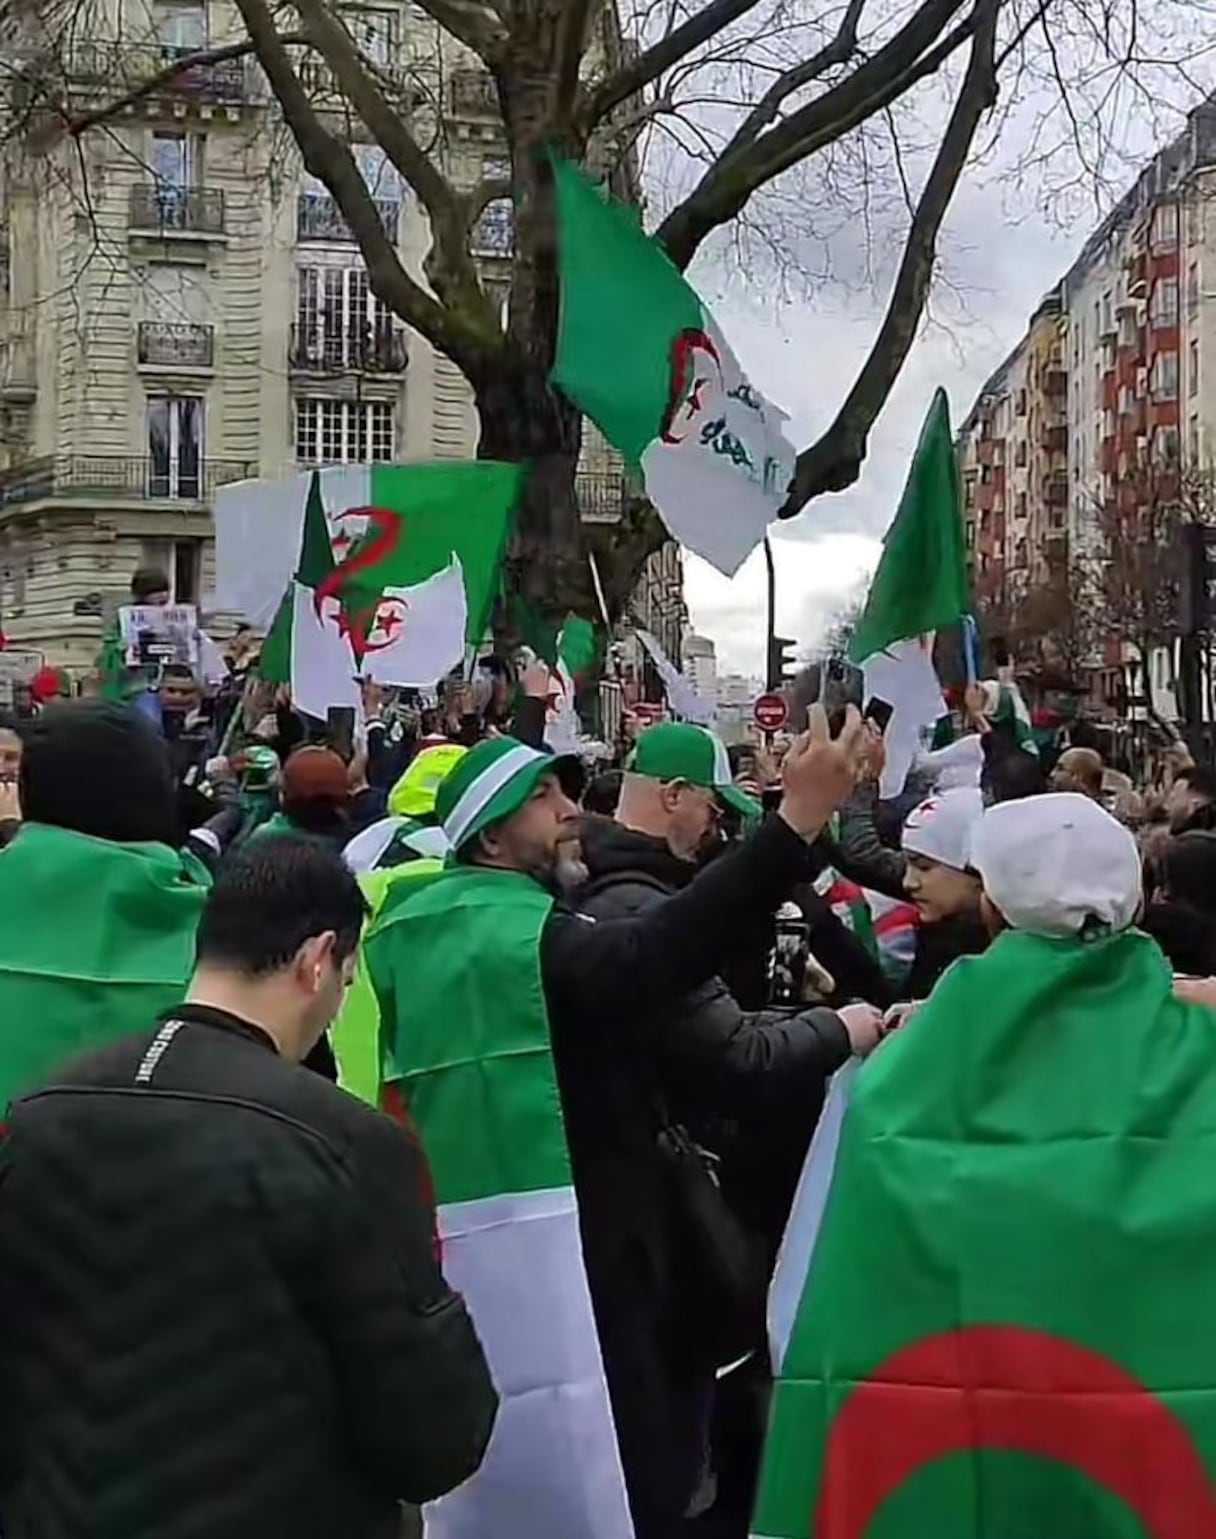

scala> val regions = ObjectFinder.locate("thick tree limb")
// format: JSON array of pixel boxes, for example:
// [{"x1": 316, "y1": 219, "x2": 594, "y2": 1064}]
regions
[
  {"x1": 232, "y1": 0, "x2": 496, "y2": 372},
  {"x1": 410, "y1": 0, "x2": 508, "y2": 60},
  {"x1": 780, "y1": 0, "x2": 1001, "y2": 515},
  {"x1": 580, "y1": 0, "x2": 768, "y2": 130},
  {"x1": 64, "y1": 35, "x2": 303, "y2": 134},
  {"x1": 719, "y1": 0, "x2": 867, "y2": 160},
  {"x1": 657, "y1": 0, "x2": 972, "y2": 270},
  {"x1": 293, "y1": 0, "x2": 494, "y2": 326}
]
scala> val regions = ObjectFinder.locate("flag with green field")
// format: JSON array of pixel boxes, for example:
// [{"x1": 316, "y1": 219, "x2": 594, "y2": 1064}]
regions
[
  {"x1": 215, "y1": 463, "x2": 523, "y2": 717},
  {"x1": 753, "y1": 927, "x2": 1216, "y2": 1538},
  {"x1": 365, "y1": 863, "x2": 634, "y2": 1539},
  {"x1": 551, "y1": 154, "x2": 795, "y2": 578}
]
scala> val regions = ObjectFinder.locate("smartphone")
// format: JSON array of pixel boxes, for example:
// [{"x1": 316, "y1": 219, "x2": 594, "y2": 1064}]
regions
[
  {"x1": 326, "y1": 705, "x2": 356, "y2": 764},
  {"x1": 864, "y1": 696, "x2": 895, "y2": 735}
]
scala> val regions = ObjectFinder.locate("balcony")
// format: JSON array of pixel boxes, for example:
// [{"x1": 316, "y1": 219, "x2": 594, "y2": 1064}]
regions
[
  {"x1": 288, "y1": 324, "x2": 407, "y2": 374},
  {"x1": 297, "y1": 191, "x2": 399, "y2": 244},
  {"x1": 130, "y1": 185, "x2": 226, "y2": 236},
  {"x1": 449, "y1": 68, "x2": 499, "y2": 118},
  {"x1": 471, "y1": 199, "x2": 514, "y2": 259},
  {"x1": 67, "y1": 40, "x2": 250, "y2": 104},
  {"x1": 137, "y1": 321, "x2": 214, "y2": 370},
  {"x1": 1045, "y1": 368, "x2": 1068, "y2": 396},
  {"x1": 1042, "y1": 423, "x2": 1068, "y2": 453},
  {"x1": 0, "y1": 455, "x2": 256, "y2": 511},
  {"x1": 576, "y1": 468, "x2": 640, "y2": 524}
]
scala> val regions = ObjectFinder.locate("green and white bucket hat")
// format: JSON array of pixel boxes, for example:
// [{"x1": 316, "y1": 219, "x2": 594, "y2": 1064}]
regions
[{"x1": 435, "y1": 736, "x2": 584, "y2": 855}]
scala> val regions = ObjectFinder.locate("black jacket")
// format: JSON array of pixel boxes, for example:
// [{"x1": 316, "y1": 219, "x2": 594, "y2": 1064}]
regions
[
  {"x1": 536, "y1": 815, "x2": 845, "y2": 1536},
  {"x1": 0, "y1": 1004, "x2": 496, "y2": 1539}
]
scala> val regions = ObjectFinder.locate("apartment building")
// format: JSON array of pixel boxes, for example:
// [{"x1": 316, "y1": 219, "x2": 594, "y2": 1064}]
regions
[{"x1": 0, "y1": 0, "x2": 657, "y2": 671}]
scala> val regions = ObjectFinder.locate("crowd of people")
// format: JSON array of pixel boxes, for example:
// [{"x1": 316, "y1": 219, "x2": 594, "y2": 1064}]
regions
[{"x1": 0, "y1": 570, "x2": 1214, "y2": 1539}]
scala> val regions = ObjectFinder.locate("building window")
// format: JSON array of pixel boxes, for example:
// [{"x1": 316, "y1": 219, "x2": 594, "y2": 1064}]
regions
[
  {"x1": 1189, "y1": 261, "x2": 1200, "y2": 313},
  {"x1": 295, "y1": 399, "x2": 394, "y2": 465},
  {"x1": 1015, "y1": 388, "x2": 1027, "y2": 416},
  {"x1": 1151, "y1": 277, "x2": 1179, "y2": 327},
  {"x1": 296, "y1": 265, "x2": 389, "y2": 366},
  {"x1": 155, "y1": 0, "x2": 206, "y2": 56},
  {"x1": 1191, "y1": 415, "x2": 1201, "y2": 464},
  {"x1": 146, "y1": 394, "x2": 203, "y2": 497},
  {"x1": 1152, "y1": 351, "x2": 1179, "y2": 401},
  {"x1": 341, "y1": 6, "x2": 395, "y2": 65},
  {"x1": 1152, "y1": 201, "x2": 1179, "y2": 251}
]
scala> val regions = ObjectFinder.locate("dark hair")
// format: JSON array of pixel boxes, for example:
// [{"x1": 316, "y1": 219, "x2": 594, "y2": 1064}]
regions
[
  {"x1": 1162, "y1": 831, "x2": 1216, "y2": 911},
  {"x1": 1177, "y1": 764, "x2": 1216, "y2": 801},
  {"x1": 20, "y1": 700, "x2": 177, "y2": 844},
  {"x1": 583, "y1": 769, "x2": 623, "y2": 816},
  {"x1": 131, "y1": 565, "x2": 171, "y2": 602},
  {"x1": 161, "y1": 663, "x2": 197, "y2": 683},
  {"x1": 982, "y1": 741, "x2": 1050, "y2": 803},
  {"x1": 196, "y1": 837, "x2": 368, "y2": 976}
]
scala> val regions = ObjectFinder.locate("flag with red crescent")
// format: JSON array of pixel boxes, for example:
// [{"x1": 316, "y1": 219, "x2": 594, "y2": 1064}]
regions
[{"x1": 753, "y1": 927, "x2": 1216, "y2": 1538}]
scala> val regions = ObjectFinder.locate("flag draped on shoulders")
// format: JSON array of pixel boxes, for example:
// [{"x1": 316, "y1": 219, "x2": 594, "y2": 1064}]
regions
[
  {"x1": 214, "y1": 462, "x2": 522, "y2": 717},
  {"x1": 0, "y1": 825, "x2": 208, "y2": 1109},
  {"x1": 754, "y1": 927, "x2": 1216, "y2": 1539},
  {"x1": 550, "y1": 154, "x2": 795, "y2": 578},
  {"x1": 364, "y1": 864, "x2": 634, "y2": 1539},
  {"x1": 849, "y1": 390, "x2": 970, "y2": 797}
]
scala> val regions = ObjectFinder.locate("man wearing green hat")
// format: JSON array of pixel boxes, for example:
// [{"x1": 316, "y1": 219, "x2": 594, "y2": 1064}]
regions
[{"x1": 364, "y1": 707, "x2": 870, "y2": 1539}]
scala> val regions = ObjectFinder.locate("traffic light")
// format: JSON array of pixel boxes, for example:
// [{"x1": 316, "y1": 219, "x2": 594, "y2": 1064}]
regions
[{"x1": 767, "y1": 634, "x2": 797, "y2": 691}]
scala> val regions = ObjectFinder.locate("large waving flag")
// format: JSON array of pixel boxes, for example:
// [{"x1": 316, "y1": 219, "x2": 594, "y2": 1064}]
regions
[
  {"x1": 849, "y1": 390, "x2": 970, "y2": 795},
  {"x1": 365, "y1": 859, "x2": 635, "y2": 1539},
  {"x1": 215, "y1": 463, "x2": 522, "y2": 716},
  {"x1": 551, "y1": 155, "x2": 795, "y2": 578},
  {"x1": 754, "y1": 928, "x2": 1216, "y2": 1538}
]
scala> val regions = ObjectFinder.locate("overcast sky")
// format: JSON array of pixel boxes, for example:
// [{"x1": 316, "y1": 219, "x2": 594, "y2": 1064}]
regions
[{"x1": 683, "y1": 168, "x2": 1079, "y2": 676}]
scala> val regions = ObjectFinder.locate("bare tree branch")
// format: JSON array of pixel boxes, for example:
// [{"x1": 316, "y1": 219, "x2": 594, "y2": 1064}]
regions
[
  {"x1": 781, "y1": 0, "x2": 1001, "y2": 515},
  {"x1": 656, "y1": 0, "x2": 975, "y2": 269},
  {"x1": 293, "y1": 0, "x2": 494, "y2": 323},
  {"x1": 64, "y1": 35, "x2": 303, "y2": 135},
  {"x1": 232, "y1": 0, "x2": 498, "y2": 371},
  {"x1": 409, "y1": 0, "x2": 507, "y2": 60},
  {"x1": 581, "y1": 0, "x2": 768, "y2": 130},
  {"x1": 719, "y1": 0, "x2": 868, "y2": 160}
]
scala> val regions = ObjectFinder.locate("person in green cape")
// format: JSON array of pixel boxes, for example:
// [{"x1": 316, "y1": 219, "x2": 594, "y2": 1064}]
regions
[
  {"x1": 752, "y1": 791, "x2": 1216, "y2": 1539},
  {"x1": 366, "y1": 707, "x2": 873, "y2": 1539},
  {"x1": 0, "y1": 700, "x2": 210, "y2": 1111}
]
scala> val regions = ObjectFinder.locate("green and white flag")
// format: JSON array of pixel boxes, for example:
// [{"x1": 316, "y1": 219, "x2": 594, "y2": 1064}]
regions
[
  {"x1": 849, "y1": 390, "x2": 970, "y2": 797},
  {"x1": 215, "y1": 463, "x2": 522, "y2": 717},
  {"x1": 365, "y1": 861, "x2": 634, "y2": 1539},
  {"x1": 544, "y1": 616, "x2": 598, "y2": 753},
  {"x1": 753, "y1": 929, "x2": 1216, "y2": 1539},
  {"x1": 551, "y1": 155, "x2": 795, "y2": 578}
]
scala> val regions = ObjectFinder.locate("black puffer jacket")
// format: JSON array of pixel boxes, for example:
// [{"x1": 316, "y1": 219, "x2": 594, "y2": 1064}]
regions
[
  {"x1": 0, "y1": 1004, "x2": 496, "y2": 1539},
  {"x1": 577, "y1": 820, "x2": 852, "y2": 1252}
]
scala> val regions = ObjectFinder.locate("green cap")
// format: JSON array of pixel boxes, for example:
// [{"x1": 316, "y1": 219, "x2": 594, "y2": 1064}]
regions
[
  {"x1": 435, "y1": 736, "x2": 582, "y2": 855},
  {"x1": 628, "y1": 722, "x2": 762, "y2": 822}
]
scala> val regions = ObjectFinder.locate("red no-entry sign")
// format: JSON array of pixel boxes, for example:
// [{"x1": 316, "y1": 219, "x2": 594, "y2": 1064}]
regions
[{"x1": 754, "y1": 692, "x2": 788, "y2": 733}]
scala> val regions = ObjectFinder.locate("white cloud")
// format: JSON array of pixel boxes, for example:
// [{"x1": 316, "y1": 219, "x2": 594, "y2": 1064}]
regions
[{"x1": 684, "y1": 171, "x2": 1078, "y2": 673}]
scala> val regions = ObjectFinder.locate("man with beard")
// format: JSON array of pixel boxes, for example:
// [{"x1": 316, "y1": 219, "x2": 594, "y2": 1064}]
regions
[{"x1": 365, "y1": 714, "x2": 875, "y2": 1539}]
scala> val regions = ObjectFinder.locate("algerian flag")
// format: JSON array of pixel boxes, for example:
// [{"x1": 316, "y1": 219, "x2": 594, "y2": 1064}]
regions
[
  {"x1": 849, "y1": 390, "x2": 970, "y2": 796},
  {"x1": 551, "y1": 155, "x2": 795, "y2": 578},
  {"x1": 982, "y1": 677, "x2": 1039, "y2": 756},
  {"x1": 215, "y1": 463, "x2": 522, "y2": 717},
  {"x1": 543, "y1": 616, "x2": 599, "y2": 753},
  {"x1": 0, "y1": 824, "x2": 208, "y2": 1112},
  {"x1": 754, "y1": 927, "x2": 1216, "y2": 1537},
  {"x1": 365, "y1": 862, "x2": 635, "y2": 1539}
]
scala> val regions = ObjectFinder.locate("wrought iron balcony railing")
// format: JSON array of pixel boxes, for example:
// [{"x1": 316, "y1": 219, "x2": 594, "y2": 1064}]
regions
[
  {"x1": 297, "y1": 191, "x2": 399, "y2": 244},
  {"x1": 0, "y1": 455, "x2": 256, "y2": 510},
  {"x1": 288, "y1": 323, "x2": 407, "y2": 374},
  {"x1": 130, "y1": 184, "x2": 226, "y2": 235},
  {"x1": 137, "y1": 321, "x2": 215, "y2": 369}
]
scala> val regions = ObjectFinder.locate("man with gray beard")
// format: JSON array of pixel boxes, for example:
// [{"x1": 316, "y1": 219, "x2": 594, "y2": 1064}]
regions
[{"x1": 367, "y1": 721, "x2": 875, "y2": 1539}]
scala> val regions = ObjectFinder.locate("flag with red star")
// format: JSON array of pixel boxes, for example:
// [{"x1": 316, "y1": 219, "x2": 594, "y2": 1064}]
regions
[{"x1": 217, "y1": 462, "x2": 523, "y2": 718}]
